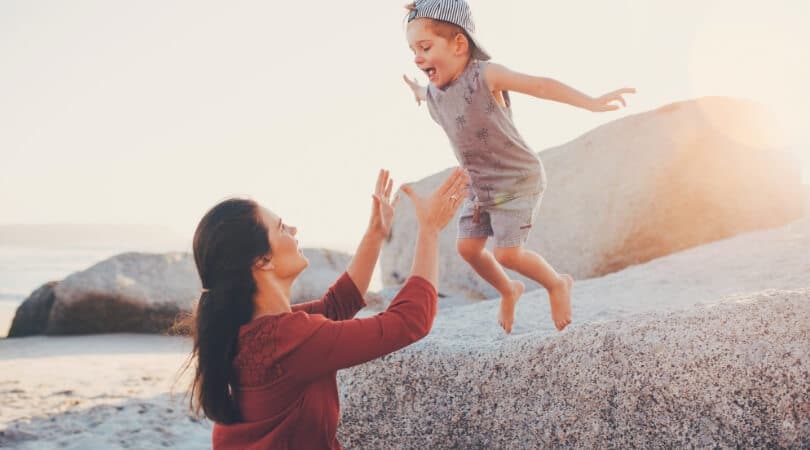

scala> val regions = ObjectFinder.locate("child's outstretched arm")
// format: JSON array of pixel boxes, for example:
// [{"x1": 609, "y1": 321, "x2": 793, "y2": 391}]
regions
[
  {"x1": 402, "y1": 75, "x2": 427, "y2": 106},
  {"x1": 484, "y1": 63, "x2": 635, "y2": 112}
]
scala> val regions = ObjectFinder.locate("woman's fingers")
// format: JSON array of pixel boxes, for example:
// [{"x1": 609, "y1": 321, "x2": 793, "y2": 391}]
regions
[
  {"x1": 452, "y1": 170, "x2": 470, "y2": 193},
  {"x1": 384, "y1": 177, "x2": 393, "y2": 200},
  {"x1": 437, "y1": 167, "x2": 465, "y2": 197},
  {"x1": 374, "y1": 170, "x2": 382, "y2": 197}
]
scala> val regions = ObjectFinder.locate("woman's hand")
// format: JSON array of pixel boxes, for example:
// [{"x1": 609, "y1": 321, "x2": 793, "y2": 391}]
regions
[
  {"x1": 347, "y1": 169, "x2": 399, "y2": 294},
  {"x1": 589, "y1": 88, "x2": 636, "y2": 112},
  {"x1": 400, "y1": 168, "x2": 469, "y2": 285},
  {"x1": 367, "y1": 169, "x2": 398, "y2": 240},
  {"x1": 401, "y1": 167, "x2": 469, "y2": 233}
]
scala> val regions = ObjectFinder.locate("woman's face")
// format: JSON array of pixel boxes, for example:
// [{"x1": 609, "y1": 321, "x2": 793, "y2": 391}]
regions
[{"x1": 257, "y1": 206, "x2": 309, "y2": 280}]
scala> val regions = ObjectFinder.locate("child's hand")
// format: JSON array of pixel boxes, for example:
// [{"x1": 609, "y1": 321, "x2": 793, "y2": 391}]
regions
[
  {"x1": 402, "y1": 74, "x2": 426, "y2": 106},
  {"x1": 589, "y1": 88, "x2": 636, "y2": 112}
]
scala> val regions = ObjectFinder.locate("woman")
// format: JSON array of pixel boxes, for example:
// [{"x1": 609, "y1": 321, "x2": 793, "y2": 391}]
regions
[{"x1": 185, "y1": 168, "x2": 469, "y2": 449}]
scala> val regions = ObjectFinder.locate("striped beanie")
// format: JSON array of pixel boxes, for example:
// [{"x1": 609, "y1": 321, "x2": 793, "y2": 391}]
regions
[{"x1": 407, "y1": 0, "x2": 491, "y2": 61}]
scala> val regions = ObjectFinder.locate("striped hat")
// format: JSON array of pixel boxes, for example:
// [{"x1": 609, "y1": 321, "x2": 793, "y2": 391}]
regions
[{"x1": 407, "y1": 0, "x2": 491, "y2": 61}]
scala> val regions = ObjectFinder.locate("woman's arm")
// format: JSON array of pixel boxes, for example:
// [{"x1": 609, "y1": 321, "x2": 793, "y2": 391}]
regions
[
  {"x1": 285, "y1": 275, "x2": 437, "y2": 381},
  {"x1": 346, "y1": 169, "x2": 397, "y2": 294},
  {"x1": 291, "y1": 272, "x2": 366, "y2": 320},
  {"x1": 293, "y1": 170, "x2": 397, "y2": 320},
  {"x1": 286, "y1": 168, "x2": 469, "y2": 380},
  {"x1": 484, "y1": 62, "x2": 635, "y2": 112}
]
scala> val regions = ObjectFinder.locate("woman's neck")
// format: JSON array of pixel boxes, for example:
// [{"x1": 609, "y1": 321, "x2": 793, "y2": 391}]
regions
[{"x1": 252, "y1": 278, "x2": 293, "y2": 319}]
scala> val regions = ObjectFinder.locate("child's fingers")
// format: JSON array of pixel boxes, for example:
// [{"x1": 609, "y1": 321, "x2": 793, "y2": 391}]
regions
[
  {"x1": 400, "y1": 184, "x2": 415, "y2": 199},
  {"x1": 384, "y1": 178, "x2": 394, "y2": 199}
]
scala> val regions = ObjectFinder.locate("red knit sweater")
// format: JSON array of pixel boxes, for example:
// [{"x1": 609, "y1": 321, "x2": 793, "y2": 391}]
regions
[{"x1": 211, "y1": 272, "x2": 438, "y2": 449}]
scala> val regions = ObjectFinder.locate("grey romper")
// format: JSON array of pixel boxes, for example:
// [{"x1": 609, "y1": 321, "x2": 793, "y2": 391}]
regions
[{"x1": 426, "y1": 59, "x2": 547, "y2": 247}]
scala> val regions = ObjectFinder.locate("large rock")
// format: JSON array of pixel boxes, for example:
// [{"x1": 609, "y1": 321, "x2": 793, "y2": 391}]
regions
[
  {"x1": 339, "y1": 212, "x2": 810, "y2": 447},
  {"x1": 291, "y1": 249, "x2": 352, "y2": 304},
  {"x1": 9, "y1": 248, "x2": 362, "y2": 336},
  {"x1": 48, "y1": 253, "x2": 200, "y2": 334},
  {"x1": 338, "y1": 289, "x2": 810, "y2": 448},
  {"x1": 6, "y1": 282, "x2": 58, "y2": 338},
  {"x1": 381, "y1": 97, "x2": 805, "y2": 298}
]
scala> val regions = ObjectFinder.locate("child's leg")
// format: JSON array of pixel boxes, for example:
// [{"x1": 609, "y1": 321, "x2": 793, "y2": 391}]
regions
[
  {"x1": 457, "y1": 237, "x2": 525, "y2": 333},
  {"x1": 493, "y1": 245, "x2": 572, "y2": 331}
]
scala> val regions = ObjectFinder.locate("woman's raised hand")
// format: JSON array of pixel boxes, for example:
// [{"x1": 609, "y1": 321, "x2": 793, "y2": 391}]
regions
[
  {"x1": 401, "y1": 168, "x2": 469, "y2": 233},
  {"x1": 368, "y1": 169, "x2": 398, "y2": 240}
]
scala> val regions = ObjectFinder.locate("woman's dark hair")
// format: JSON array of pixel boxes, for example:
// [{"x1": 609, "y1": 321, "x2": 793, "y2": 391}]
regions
[{"x1": 183, "y1": 198, "x2": 270, "y2": 424}]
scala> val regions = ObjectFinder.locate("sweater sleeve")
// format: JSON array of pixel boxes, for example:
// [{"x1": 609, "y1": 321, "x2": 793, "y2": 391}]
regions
[
  {"x1": 283, "y1": 276, "x2": 437, "y2": 382},
  {"x1": 291, "y1": 272, "x2": 366, "y2": 321}
]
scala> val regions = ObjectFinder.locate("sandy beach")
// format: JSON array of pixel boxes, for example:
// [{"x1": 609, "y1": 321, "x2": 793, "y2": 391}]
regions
[
  {"x1": 0, "y1": 334, "x2": 212, "y2": 449},
  {"x1": 0, "y1": 302, "x2": 15, "y2": 339}
]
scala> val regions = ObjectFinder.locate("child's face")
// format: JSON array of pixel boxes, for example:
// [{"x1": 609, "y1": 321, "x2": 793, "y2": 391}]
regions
[{"x1": 406, "y1": 19, "x2": 468, "y2": 89}]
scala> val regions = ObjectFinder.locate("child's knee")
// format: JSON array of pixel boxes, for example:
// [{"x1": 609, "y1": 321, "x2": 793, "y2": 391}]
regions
[
  {"x1": 457, "y1": 239, "x2": 483, "y2": 261},
  {"x1": 494, "y1": 247, "x2": 521, "y2": 268}
]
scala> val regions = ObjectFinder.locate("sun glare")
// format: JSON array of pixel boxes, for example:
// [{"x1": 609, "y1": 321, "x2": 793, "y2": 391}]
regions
[{"x1": 686, "y1": 3, "x2": 810, "y2": 183}]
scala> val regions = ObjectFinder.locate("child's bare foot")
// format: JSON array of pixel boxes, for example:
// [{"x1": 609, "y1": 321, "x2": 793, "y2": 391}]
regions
[
  {"x1": 549, "y1": 274, "x2": 573, "y2": 331},
  {"x1": 498, "y1": 280, "x2": 525, "y2": 334}
]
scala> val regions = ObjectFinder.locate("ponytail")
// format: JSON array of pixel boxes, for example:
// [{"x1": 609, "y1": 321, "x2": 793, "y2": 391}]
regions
[{"x1": 181, "y1": 198, "x2": 270, "y2": 424}]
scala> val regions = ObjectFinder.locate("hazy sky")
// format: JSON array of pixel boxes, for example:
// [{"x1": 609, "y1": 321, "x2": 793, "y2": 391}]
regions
[{"x1": 1, "y1": 1, "x2": 808, "y2": 252}]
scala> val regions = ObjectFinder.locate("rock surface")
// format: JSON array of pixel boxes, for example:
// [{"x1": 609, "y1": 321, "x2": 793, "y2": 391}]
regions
[
  {"x1": 291, "y1": 249, "x2": 352, "y2": 304},
  {"x1": 338, "y1": 289, "x2": 810, "y2": 448},
  {"x1": 6, "y1": 282, "x2": 57, "y2": 338},
  {"x1": 381, "y1": 97, "x2": 805, "y2": 298},
  {"x1": 48, "y1": 253, "x2": 200, "y2": 334},
  {"x1": 8, "y1": 248, "x2": 360, "y2": 336},
  {"x1": 339, "y1": 212, "x2": 810, "y2": 447}
]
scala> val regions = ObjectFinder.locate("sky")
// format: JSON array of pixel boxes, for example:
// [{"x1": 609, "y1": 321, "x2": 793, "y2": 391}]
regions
[{"x1": 1, "y1": 0, "x2": 809, "y2": 253}]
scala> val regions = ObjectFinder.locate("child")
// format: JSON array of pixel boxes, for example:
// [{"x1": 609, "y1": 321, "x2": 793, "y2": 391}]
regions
[{"x1": 402, "y1": 0, "x2": 634, "y2": 333}]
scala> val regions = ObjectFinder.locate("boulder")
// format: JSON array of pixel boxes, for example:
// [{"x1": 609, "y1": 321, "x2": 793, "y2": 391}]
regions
[
  {"x1": 6, "y1": 282, "x2": 58, "y2": 337},
  {"x1": 291, "y1": 249, "x2": 352, "y2": 304},
  {"x1": 48, "y1": 252, "x2": 199, "y2": 334},
  {"x1": 10, "y1": 248, "x2": 362, "y2": 336},
  {"x1": 381, "y1": 97, "x2": 805, "y2": 298},
  {"x1": 338, "y1": 289, "x2": 810, "y2": 448}
]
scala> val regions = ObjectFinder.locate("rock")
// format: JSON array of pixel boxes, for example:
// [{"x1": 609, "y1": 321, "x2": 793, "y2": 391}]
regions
[
  {"x1": 15, "y1": 248, "x2": 360, "y2": 335},
  {"x1": 337, "y1": 289, "x2": 810, "y2": 448},
  {"x1": 381, "y1": 97, "x2": 805, "y2": 298},
  {"x1": 291, "y1": 249, "x2": 352, "y2": 304},
  {"x1": 7, "y1": 282, "x2": 58, "y2": 337},
  {"x1": 48, "y1": 253, "x2": 200, "y2": 334}
]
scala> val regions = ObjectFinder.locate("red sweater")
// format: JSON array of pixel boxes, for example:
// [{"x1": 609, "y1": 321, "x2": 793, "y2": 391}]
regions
[{"x1": 211, "y1": 273, "x2": 437, "y2": 450}]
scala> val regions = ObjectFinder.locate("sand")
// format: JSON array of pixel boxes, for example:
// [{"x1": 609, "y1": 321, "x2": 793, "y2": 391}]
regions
[{"x1": 0, "y1": 334, "x2": 211, "y2": 449}]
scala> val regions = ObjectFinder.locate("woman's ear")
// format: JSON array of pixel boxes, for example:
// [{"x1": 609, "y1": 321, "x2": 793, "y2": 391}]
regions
[{"x1": 255, "y1": 256, "x2": 274, "y2": 271}]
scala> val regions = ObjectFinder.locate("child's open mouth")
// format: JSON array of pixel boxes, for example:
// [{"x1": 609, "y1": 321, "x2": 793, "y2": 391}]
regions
[{"x1": 423, "y1": 67, "x2": 436, "y2": 79}]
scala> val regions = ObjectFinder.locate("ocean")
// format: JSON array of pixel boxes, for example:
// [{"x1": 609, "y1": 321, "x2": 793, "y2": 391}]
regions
[{"x1": 0, "y1": 244, "x2": 189, "y2": 306}]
